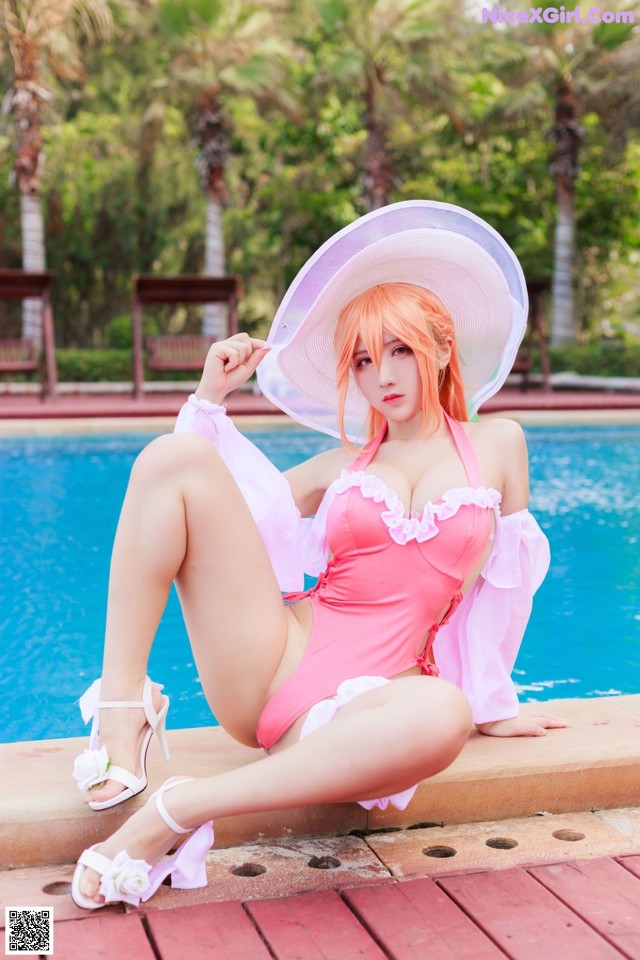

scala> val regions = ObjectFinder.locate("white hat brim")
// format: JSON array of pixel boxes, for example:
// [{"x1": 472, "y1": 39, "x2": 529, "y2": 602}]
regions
[{"x1": 257, "y1": 201, "x2": 528, "y2": 441}]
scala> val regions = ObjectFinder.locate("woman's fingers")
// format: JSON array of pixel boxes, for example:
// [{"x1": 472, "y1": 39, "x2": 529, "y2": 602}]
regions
[
  {"x1": 196, "y1": 335, "x2": 270, "y2": 404},
  {"x1": 243, "y1": 345, "x2": 271, "y2": 376},
  {"x1": 220, "y1": 342, "x2": 270, "y2": 373},
  {"x1": 196, "y1": 333, "x2": 271, "y2": 403},
  {"x1": 477, "y1": 714, "x2": 568, "y2": 737},
  {"x1": 213, "y1": 335, "x2": 268, "y2": 367},
  {"x1": 526, "y1": 713, "x2": 568, "y2": 729}
]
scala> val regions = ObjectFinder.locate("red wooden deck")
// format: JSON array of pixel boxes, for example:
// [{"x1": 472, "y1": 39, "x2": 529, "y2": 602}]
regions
[{"x1": 53, "y1": 856, "x2": 640, "y2": 959}]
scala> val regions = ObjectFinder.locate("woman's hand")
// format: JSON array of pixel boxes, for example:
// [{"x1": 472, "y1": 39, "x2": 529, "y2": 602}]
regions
[
  {"x1": 476, "y1": 713, "x2": 568, "y2": 737},
  {"x1": 195, "y1": 333, "x2": 271, "y2": 405}
]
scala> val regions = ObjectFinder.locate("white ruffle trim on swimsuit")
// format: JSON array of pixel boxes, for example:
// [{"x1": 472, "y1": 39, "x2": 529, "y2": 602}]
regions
[
  {"x1": 333, "y1": 470, "x2": 502, "y2": 545},
  {"x1": 299, "y1": 676, "x2": 418, "y2": 811}
]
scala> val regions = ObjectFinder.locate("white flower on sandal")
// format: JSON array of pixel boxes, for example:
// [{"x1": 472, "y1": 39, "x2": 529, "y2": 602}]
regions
[
  {"x1": 73, "y1": 745, "x2": 110, "y2": 792},
  {"x1": 98, "y1": 851, "x2": 151, "y2": 905}
]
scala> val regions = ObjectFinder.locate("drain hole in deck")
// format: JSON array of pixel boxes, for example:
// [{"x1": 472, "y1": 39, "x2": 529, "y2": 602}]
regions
[
  {"x1": 307, "y1": 856, "x2": 342, "y2": 870},
  {"x1": 485, "y1": 837, "x2": 519, "y2": 850},
  {"x1": 42, "y1": 882, "x2": 71, "y2": 896},
  {"x1": 423, "y1": 845, "x2": 457, "y2": 859},
  {"x1": 230, "y1": 862, "x2": 268, "y2": 877},
  {"x1": 552, "y1": 830, "x2": 586, "y2": 842}
]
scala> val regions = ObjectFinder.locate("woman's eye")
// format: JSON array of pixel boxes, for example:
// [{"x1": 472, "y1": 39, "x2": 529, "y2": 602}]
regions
[
  {"x1": 355, "y1": 356, "x2": 372, "y2": 368},
  {"x1": 393, "y1": 346, "x2": 411, "y2": 356}
]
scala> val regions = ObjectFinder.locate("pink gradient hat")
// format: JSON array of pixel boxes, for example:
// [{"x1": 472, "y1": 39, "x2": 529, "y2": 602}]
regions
[{"x1": 256, "y1": 200, "x2": 528, "y2": 442}]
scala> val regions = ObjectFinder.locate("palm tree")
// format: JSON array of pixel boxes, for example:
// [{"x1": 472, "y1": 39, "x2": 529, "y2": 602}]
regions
[
  {"x1": 309, "y1": 0, "x2": 463, "y2": 212},
  {"x1": 0, "y1": 0, "x2": 113, "y2": 343},
  {"x1": 157, "y1": 0, "x2": 298, "y2": 338},
  {"x1": 476, "y1": 15, "x2": 638, "y2": 345}
]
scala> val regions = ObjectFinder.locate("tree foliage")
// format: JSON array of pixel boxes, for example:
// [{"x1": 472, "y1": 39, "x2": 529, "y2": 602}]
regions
[{"x1": 0, "y1": 2, "x2": 638, "y2": 346}]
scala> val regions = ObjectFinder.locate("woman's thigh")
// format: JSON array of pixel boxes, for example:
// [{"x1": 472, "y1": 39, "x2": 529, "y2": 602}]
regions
[
  {"x1": 269, "y1": 674, "x2": 472, "y2": 786},
  {"x1": 139, "y1": 433, "x2": 301, "y2": 743}
]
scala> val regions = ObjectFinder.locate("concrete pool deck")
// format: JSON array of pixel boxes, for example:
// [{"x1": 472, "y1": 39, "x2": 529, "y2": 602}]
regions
[{"x1": 1, "y1": 694, "x2": 639, "y2": 874}]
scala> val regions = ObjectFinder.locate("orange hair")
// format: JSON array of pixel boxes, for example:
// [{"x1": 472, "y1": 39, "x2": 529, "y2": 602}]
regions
[{"x1": 334, "y1": 282, "x2": 467, "y2": 448}]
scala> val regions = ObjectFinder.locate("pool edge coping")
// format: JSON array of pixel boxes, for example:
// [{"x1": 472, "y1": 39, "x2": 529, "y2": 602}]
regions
[
  {"x1": 2, "y1": 407, "x2": 640, "y2": 436},
  {"x1": 2, "y1": 694, "x2": 639, "y2": 870}
]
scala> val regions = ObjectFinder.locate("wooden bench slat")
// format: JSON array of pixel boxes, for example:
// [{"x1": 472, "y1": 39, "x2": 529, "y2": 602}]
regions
[
  {"x1": 146, "y1": 901, "x2": 273, "y2": 960},
  {"x1": 0, "y1": 269, "x2": 53, "y2": 300},
  {"x1": 0, "y1": 338, "x2": 38, "y2": 371},
  {"x1": 246, "y1": 889, "x2": 387, "y2": 960},
  {"x1": 439, "y1": 866, "x2": 621, "y2": 960},
  {"x1": 54, "y1": 914, "x2": 155, "y2": 960},
  {"x1": 617, "y1": 855, "x2": 640, "y2": 881},
  {"x1": 529, "y1": 858, "x2": 640, "y2": 959},
  {"x1": 135, "y1": 274, "x2": 239, "y2": 305},
  {"x1": 146, "y1": 335, "x2": 215, "y2": 370},
  {"x1": 345, "y1": 878, "x2": 506, "y2": 960}
]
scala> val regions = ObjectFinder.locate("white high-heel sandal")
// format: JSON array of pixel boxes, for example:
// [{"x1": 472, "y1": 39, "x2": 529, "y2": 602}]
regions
[
  {"x1": 71, "y1": 777, "x2": 214, "y2": 910},
  {"x1": 73, "y1": 676, "x2": 171, "y2": 810}
]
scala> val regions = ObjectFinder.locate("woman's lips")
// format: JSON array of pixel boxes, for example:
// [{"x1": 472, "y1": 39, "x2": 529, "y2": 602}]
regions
[{"x1": 383, "y1": 393, "x2": 403, "y2": 403}]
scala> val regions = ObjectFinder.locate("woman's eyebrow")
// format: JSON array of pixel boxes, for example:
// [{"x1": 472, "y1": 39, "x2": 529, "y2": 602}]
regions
[{"x1": 353, "y1": 338, "x2": 403, "y2": 358}]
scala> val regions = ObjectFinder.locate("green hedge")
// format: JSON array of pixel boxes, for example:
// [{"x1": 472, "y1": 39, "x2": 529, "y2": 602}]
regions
[
  {"x1": 547, "y1": 342, "x2": 640, "y2": 378},
  {"x1": 23, "y1": 341, "x2": 640, "y2": 384},
  {"x1": 56, "y1": 349, "x2": 132, "y2": 382},
  {"x1": 55, "y1": 349, "x2": 201, "y2": 382}
]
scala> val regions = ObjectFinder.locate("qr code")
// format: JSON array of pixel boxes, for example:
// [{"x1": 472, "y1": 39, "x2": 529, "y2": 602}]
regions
[{"x1": 5, "y1": 907, "x2": 53, "y2": 955}]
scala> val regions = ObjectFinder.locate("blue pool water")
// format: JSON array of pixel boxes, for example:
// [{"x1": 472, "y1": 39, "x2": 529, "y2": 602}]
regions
[{"x1": 1, "y1": 424, "x2": 639, "y2": 743}]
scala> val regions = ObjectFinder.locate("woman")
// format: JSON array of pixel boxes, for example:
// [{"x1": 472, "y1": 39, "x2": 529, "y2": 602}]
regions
[{"x1": 71, "y1": 200, "x2": 564, "y2": 909}]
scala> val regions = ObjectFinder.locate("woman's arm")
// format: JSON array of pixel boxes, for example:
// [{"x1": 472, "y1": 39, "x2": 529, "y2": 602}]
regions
[
  {"x1": 483, "y1": 420, "x2": 565, "y2": 736},
  {"x1": 284, "y1": 446, "x2": 347, "y2": 517},
  {"x1": 174, "y1": 336, "x2": 346, "y2": 587},
  {"x1": 436, "y1": 418, "x2": 566, "y2": 738},
  {"x1": 195, "y1": 332, "x2": 346, "y2": 516},
  {"x1": 492, "y1": 417, "x2": 529, "y2": 517}
]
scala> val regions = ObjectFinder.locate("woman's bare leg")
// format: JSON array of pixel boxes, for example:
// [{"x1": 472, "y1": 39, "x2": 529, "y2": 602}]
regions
[
  {"x1": 87, "y1": 432, "x2": 294, "y2": 804},
  {"x1": 79, "y1": 676, "x2": 472, "y2": 902}
]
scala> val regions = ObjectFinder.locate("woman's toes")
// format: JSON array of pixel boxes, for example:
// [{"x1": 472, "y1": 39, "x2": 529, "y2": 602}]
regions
[
  {"x1": 81, "y1": 870, "x2": 99, "y2": 901},
  {"x1": 86, "y1": 781, "x2": 126, "y2": 805}
]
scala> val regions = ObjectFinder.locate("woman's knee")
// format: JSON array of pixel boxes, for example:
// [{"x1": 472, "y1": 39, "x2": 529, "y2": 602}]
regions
[
  {"x1": 402, "y1": 677, "x2": 472, "y2": 769},
  {"x1": 130, "y1": 432, "x2": 221, "y2": 485},
  {"x1": 439, "y1": 679, "x2": 473, "y2": 736},
  {"x1": 433, "y1": 683, "x2": 472, "y2": 767}
]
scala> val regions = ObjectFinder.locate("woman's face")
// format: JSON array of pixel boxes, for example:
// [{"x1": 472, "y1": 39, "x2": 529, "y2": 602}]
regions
[{"x1": 351, "y1": 331, "x2": 423, "y2": 424}]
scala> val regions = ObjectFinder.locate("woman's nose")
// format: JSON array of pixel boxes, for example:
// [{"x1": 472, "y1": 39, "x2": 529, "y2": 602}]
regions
[{"x1": 377, "y1": 356, "x2": 396, "y2": 386}]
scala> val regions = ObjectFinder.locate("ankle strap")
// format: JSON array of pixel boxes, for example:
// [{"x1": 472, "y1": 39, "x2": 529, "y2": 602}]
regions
[
  {"x1": 79, "y1": 676, "x2": 166, "y2": 751},
  {"x1": 98, "y1": 699, "x2": 144, "y2": 708},
  {"x1": 154, "y1": 780, "x2": 192, "y2": 834}
]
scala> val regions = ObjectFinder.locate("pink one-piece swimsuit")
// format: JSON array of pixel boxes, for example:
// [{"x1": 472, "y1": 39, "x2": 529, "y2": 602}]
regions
[{"x1": 256, "y1": 412, "x2": 501, "y2": 751}]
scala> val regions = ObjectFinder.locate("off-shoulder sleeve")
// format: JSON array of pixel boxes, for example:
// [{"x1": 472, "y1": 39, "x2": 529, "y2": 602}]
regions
[
  {"x1": 433, "y1": 510, "x2": 550, "y2": 724},
  {"x1": 174, "y1": 395, "x2": 329, "y2": 590}
]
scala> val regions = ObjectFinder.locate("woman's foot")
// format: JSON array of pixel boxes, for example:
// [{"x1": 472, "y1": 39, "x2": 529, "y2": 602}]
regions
[
  {"x1": 74, "y1": 778, "x2": 213, "y2": 908},
  {"x1": 74, "y1": 677, "x2": 169, "y2": 808},
  {"x1": 77, "y1": 789, "x2": 177, "y2": 904},
  {"x1": 85, "y1": 699, "x2": 161, "y2": 806}
]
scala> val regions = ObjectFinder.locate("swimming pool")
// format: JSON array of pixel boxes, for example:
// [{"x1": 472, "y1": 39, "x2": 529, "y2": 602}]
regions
[{"x1": 1, "y1": 423, "x2": 639, "y2": 743}]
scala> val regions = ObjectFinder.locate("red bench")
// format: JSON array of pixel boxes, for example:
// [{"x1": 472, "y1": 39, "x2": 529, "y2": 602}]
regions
[
  {"x1": 0, "y1": 270, "x2": 57, "y2": 399},
  {"x1": 512, "y1": 278, "x2": 551, "y2": 390},
  {"x1": 132, "y1": 275, "x2": 240, "y2": 398}
]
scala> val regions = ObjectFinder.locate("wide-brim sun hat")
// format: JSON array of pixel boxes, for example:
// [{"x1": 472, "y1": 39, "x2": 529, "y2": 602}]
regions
[{"x1": 256, "y1": 200, "x2": 528, "y2": 442}]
